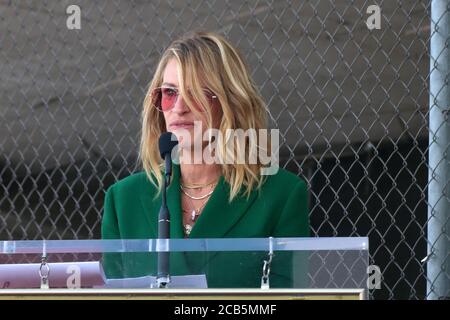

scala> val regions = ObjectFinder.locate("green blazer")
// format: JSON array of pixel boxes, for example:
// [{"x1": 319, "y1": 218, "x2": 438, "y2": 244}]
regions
[{"x1": 101, "y1": 165, "x2": 310, "y2": 288}]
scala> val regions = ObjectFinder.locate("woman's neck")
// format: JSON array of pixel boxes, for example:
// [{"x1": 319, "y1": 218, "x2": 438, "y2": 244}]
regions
[{"x1": 179, "y1": 162, "x2": 221, "y2": 185}]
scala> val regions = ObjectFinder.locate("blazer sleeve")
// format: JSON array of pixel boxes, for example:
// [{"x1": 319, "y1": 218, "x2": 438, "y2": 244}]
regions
[
  {"x1": 270, "y1": 179, "x2": 310, "y2": 288},
  {"x1": 273, "y1": 178, "x2": 310, "y2": 237},
  {"x1": 101, "y1": 185, "x2": 120, "y2": 239}
]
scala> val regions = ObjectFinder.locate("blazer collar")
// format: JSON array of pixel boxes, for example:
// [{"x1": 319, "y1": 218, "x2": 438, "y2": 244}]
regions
[
  {"x1": 188, "y1": 172, "x2": 258, "y2": 239},
  {"x1": 139, "y1": 164, "x2": 258, "y2": 239}
]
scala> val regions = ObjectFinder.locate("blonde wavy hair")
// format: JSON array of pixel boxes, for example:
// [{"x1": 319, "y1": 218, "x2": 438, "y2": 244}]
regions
[{"x1": 140, "y1": 31, "x2": 271, "y2": 201}]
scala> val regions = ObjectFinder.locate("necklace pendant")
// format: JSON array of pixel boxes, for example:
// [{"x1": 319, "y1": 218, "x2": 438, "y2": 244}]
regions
[
  {"x1": 191, "y1": 209, "x2": 197, "y2": 221},
  {"x1": 184, "y1": 224, "x2": 192, "y2": 236}
]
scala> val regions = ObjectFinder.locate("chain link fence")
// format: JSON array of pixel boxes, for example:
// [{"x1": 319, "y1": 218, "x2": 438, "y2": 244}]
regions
[{"x1": 0, "y1": 0, "x2": 448, "y2": 299}]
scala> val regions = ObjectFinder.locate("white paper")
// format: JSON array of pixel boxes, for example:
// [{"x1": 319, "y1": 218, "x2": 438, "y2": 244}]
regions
[
  {"x1": 102, "y1": 274, "x2": 208, "y2": 289},
  {"x1": 0, "y1": 261, "x2": 106, "y2": 289}
]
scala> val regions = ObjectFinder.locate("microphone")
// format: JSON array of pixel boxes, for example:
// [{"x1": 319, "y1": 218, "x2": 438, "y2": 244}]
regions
[
  {"x1": 159, "y1": 132, "x2": 179, "y2": 184},
  {"x1": 156, "y1": 132, "x2": 178, "y2": 288}
]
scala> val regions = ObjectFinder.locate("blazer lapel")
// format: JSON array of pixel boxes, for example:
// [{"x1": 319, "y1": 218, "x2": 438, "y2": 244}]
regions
[
  {"x1": 140, "y1": 164, "x2": 257, "y2": 239},
  {"x1": 184, "y1": 176, "x2": 258, "y2": 277},
  {"x1": 188, "y1": 176, "x2": 258, "y2": 238},
  {"x1": 139, "y1": 166, "x2": 258, "y2": 277}
]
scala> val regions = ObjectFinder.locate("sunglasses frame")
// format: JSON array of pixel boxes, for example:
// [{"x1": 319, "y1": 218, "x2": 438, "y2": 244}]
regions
[{"x1": 152, "y1": 86, "x2": 217, "y2": 112}]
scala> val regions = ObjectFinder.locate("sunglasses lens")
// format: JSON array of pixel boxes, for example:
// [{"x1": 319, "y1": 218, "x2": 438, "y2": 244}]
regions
[
  {"x1": 161, "y1": 87, "x2": 178, "y2": 111},
  {"x1": 153, "y1": 87, "x2": 216, "y2": 112}
]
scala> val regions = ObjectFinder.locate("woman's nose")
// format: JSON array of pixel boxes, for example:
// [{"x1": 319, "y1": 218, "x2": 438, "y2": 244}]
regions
[{"x1": 171, "y1": 94, "x2": 189, "y2": 114}]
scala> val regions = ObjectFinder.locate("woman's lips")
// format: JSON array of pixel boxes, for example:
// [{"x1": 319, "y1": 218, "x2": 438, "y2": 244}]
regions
[{"x1": 170, "y1": 122, "x2": 194, "y2": 129}]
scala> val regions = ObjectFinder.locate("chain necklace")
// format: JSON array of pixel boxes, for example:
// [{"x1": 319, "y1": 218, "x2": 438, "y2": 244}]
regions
[
  {"x1": 183, "y1": 197, "x2": 208, "y2": 221},
  {"x1": 182, "y1": 198, "x2": 208, "y2": 236},
  {"x1": 180, "y1": 185, "x2": 215, "y2": 200},
  {"x1": 181, "y1": 178, "x2": 218, "y2": 189},
  {"x1": 181, "y1": 182, "x2": 216, "y2": 236}
]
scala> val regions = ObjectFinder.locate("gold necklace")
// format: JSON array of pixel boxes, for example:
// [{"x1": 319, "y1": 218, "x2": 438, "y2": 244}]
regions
[
  {"x1": 181, "y1": 179, "x2": 218, "y2": 189},
  {"x1": 180, "y1": 182, "x2": 217, "y2": 200},
  {"x1": 181, "y1": 187, "x2": 213, "y2": 236},
  {"x1": 182, "y1": 198, "x2": 208, "y2": 221}
]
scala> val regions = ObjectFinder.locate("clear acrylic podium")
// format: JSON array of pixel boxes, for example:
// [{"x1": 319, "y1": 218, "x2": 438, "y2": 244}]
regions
[{"x1": 0, "y1": 237, "x2": 368, "y2": 300}]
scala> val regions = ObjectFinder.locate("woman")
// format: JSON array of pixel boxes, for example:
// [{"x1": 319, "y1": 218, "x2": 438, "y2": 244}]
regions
[{"x1": 102, "y1": 31, "x2": 309, "y2": 288}]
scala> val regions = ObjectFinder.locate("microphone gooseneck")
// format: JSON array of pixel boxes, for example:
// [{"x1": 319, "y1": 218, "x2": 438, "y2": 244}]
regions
[{"x1": 156, "y1": 132, "x2": 178, "y2": 288}]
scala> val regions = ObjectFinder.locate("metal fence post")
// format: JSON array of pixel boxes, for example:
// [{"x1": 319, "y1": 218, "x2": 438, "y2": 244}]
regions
[{"x1": 428, "y1": 0, "x2": 450, "y2": 300}]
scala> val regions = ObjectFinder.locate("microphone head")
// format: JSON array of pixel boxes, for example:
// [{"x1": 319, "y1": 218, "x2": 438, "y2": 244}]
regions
[{"x1": 158, "y1": 132, "x2": 178, "y2": 159}]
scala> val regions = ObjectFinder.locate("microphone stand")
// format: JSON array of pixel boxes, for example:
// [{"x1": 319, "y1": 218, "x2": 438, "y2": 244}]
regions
[{"x1": 156, "y1": 156, "x2": 171, "y2": 288}]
